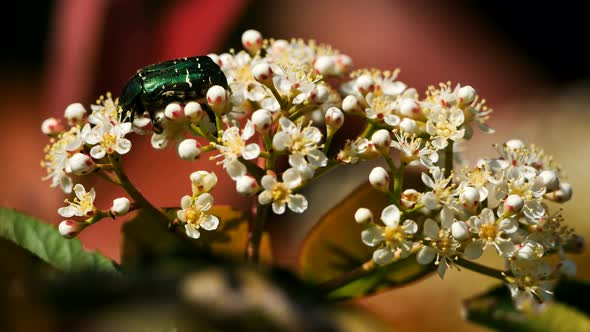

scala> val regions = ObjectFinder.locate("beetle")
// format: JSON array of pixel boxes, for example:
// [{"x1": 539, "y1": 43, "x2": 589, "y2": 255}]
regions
[{"x1": 119, "y1": 56, "x2": 228, "y2": 132}]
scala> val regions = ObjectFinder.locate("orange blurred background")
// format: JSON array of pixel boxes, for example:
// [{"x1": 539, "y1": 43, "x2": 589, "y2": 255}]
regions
[{"x1": 1, "y1": 1, "x2": 589, "y2": 331}]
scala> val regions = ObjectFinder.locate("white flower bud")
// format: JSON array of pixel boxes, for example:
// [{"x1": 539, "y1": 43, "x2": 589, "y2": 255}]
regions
[
  {"x1": 252, "y1": 62, "x2": 274, "y2": 84},
  {"x1": 41, "y1": 117, "x2": 63, "y2": 135},
  {"x1": 399, "y1": 118, "x2": 418, "y2": 134},
  {"x1": 207, "y1": 53, "x2": 221, "y2": 66},
  {"x1": 399, "y1": 99, "x2": 420, "y2": 117},
  {"x1": 64, "y1": 103, "x2": 87, "y2": 125},
  {"x1": 310, "y1": 85, "x2": 329, "y2": 104},
  {"x1": 356, "y1": 74, "x2": 375, "y2": 95},
  {"x1": 451, "y1": 220, "x2": 470, "y2": 241},
  {"x1": 219, "y1": 53, "x2": 233, "y2": 67},
  {"x1": 242, "y1": 29, "x2": 263, "y2": 54},
  {"x1": 371, "y1": 129, "x2": 392, "y2": 153},
  {"x1": 325, "y1": 107, "x2": 344, "y2": 132},
  {"x1": 67, "y1": 153, "x2": 95, "y2": 175},
  {"x1": 535, "y1": 170, "x2": 560, "y2": 192},
  {"x1": 369, "y1": 167, "x2": 390, "y2": 192},
  {"x1": 546, "y1": 182, "x2": 573, "y2": 203},
  {"x1": 314, "y1": 56, "x2": 336, "y2": 75},
  {"x1": 460, "y1": 186, "x2": 480, "y2": 209},
  {"x1": 59, "y1": 220, "x2": 85, "y2": 239},
  {"x1": 251, "y1": 109, "x2": 273, "y2": 133},
  {"x1": 515, "y1": 241, "x2": 544, "y2": 261},
  {"x1": 235, "y1": 175, "x2": 260, "y2": 196},
  {"x1": 342, "y1": 95, "x2": 361, "y2": 113},
  {"x1": 164, "y1": 102, "x2": 184, "y2": 120},
  {"x1": 178, "y1": 139, "x2": 201, "y2": 161},
  {"x1": 184, "y1": 102, "x2": 204, "y2": 122},
  {"x1": 334, "y1": 54, "x2": 353, "y2": 75},
  {"x1": 354, "y1": 208, "x2": 373, "y2": 224},
  {"x1": 190, "y1": 171, "x2": 218, "y2": 194},
  {"x1": 401, "y1": 189, "x2": 420, "y2": 209},
  {"x1": 457, "y1": 85, "x2": 476, "y2": 104},
  {"x1": 503, "y1": 194, "x2": 524, "y2": 215},
  {"x1": 505, "y1": 139, "x2": 525, "y2": 150},
  {"x1": 110, "y1": 197, "x2": 131, "y2": 216},
  {"x1": 207, "y1": 85, "x2": 228, "y2": 113}
]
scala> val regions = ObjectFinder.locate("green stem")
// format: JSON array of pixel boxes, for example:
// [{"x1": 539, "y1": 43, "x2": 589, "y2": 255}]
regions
[
  {"x1": 215, "y1": 115, "x2": 224, "y2": 135},
  {"x1": 454, "y1": 256, "x2": 507, "y2": 281},
  {"x1": 109, "y1": 156, "x2": 172, "y2": 223},
  {"x1": 444, "y1": 141, "x2": 454, "y2": 178},
  {"x1": 392, "y1": 162, "x2": 405, "y2": 207},
  {"x1": 319, "y1": 260, "x2": 376, "y2": 292},
  {"x1": 323, "y1": 134, "x2": 334, "y2": 154},
  {"x1": 360, "y1": 122, "x2": 375, "y2": 138},
  {"x1": 246, "y1": 203, "x2": 269, "y2": 263}
]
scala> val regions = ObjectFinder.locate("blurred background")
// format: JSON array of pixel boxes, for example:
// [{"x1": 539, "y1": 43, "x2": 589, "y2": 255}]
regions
[{"x1": 1, "y1": 1, "x2": 589, "y2": 331}]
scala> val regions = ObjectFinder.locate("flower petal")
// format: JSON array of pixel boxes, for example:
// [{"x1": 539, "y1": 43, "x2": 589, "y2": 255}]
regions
[
  {"x1": 242, "y1": 143, "x2": 260, "y2": 160},
  {"x1": 200, "y1": 214, "x2": 219, "y2": 231},
  {"x1": 373, "y1": 248, "x2": 395, "y2": 265},
  {"x1": 381, "y1": 205, "x2": 400, "y2": 227},
  {"x1": 423, "y1": 218, "x2": 440, "y2": 239},
  {"x1": 417, "y1": 246, "x2": 436, "y2": 265},
  {"x1": 464, "y1": 241, "x2": 484, "y2": 259},
  {"x1": 287, "y1": 194, "x2": 308, "y2": 213},
  {"x1": 185, "y1": 224, "x2": 201, "y2": 239},
  {"x1": 272, "y1": 201, "x2": 286, "y2": 214},
  {"x1": 361, "y1": 225, "x2": 384, "y2": 247}
]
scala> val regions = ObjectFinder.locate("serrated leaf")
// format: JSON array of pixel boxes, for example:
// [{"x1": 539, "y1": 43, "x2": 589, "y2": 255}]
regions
[
  {"x1": 121, "y1": 205, "x2": 272, "y2": 269},
  {"x1": 0, "y1": 208, "x2": 116, "y2": 273},
  {"x1": 298, "y1": 178, "x2": 434, "y2": 300},
  {"x1": 464, "y1": 281, "x2": 590, "y2": 332}
]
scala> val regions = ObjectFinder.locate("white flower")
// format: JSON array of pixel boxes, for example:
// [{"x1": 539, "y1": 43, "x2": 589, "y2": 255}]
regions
[
  {"x1": 273, "y1": 117, "x2": 327, "y2": 171},
  {"x1": 272, "y1": 63, "x2": 319, "y2": 104},
  {"x1": 391, "y1": 130, "x2": 438, "y2": 167},
  {"x1": 425, "y1": 107, "x2": 465, "y2": 149},
  {"x1": 365, "y1": 94, "x2": 400, "y2": 127},
  {"x1": 42, "y1": 126, "x2": 87, "y2": 193},
  {"x1": 464, "y1": 208, "x2": 518, "y2": 259},
  {"x1": 421, "y1": 167, "x2": 455, "y2": 207},
  {"x1": 362, "y1": 205, "x2": 418, "y2": 265},
  {"x1": 212, "y1": 121, "x2": 260, "y2": 179},
  {"x1": 505, "y1": 260, "x2": 554, "y2": 310},
  {"x1": 86, "y1": 122, "x2": 132, "y2": 159},
  {"x1": 341, "y1": 69, "x2": 406, "y2": 99},
  {"x1": 417, "y1": 206, "x2": 461, "y2": 278},
  {"x1": 57, "y1": 184, "x2": 96, "y2": 217},
  {"x1": 177, "y1": 194, "x2": 220, "y2": 239},
  {"x1": 337, "y1": 137, "x2": 379, "y2": 163},
  {"x1": 258, "y1": 169, "x2": 307, "y2": 214}
]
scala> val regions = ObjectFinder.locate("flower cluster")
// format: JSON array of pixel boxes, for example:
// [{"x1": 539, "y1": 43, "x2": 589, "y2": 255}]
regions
[{"x1": 41, "y1": 29, "x2": 582, "y2": 311}]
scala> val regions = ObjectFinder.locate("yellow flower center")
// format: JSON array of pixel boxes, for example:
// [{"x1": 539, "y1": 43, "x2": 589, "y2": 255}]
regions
[
  {"x1": 436, "y1": 121, "x2": 453, "y2": 138},
  {"x1": 479, "y1": 224, "x2": 497, "y2": 241},
  {"x1": 101, "y1": 133, "x2": 117, "y2": 153},
  {"x1": 271, "y1": 183, "x2": 290, "y2": 203},
  {"x1": 385, "y1": 226, "x2": 405, "y2": 244},
  {"x1": 184, "y1": 207, "x2": 203, "y2": 225},
  {"x1": 435, "y1": 230, "x2": 454, "y2": 253}
]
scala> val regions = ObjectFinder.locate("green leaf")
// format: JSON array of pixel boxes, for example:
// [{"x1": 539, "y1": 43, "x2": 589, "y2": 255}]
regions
[
  {"x1": 464, "y1": 281, "x2": 590, "y2": 332},
  {"x1": 0, "y1": 208, "x2": 116, "y2": 273},
  {"x1": 298, "y1": 179, "x2": 434, "y2": 300},
  {"x1": 121, "y1": 205, "x2": 272, "y2": 269}
]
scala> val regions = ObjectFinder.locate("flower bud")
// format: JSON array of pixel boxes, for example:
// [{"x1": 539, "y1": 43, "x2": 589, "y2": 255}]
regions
[
  {"x1": 325, "y1": 107, "x2": 344, "y2": 132},
  {"x1": 207, "y1": 85, "x2": 228, "y2": 114},
  {"x1": 251, "y1": 109, "x2": 273, "y2": 133},
  {"x1": 178, "y1": 139, "x2": 201, "y2": 161},
  {"x1": 67, "y1": 153, "x2": 95, "y2": 175},
  {"x1": 457, "y1": 85, "x2": 476, "y2": 105},
  {"x1": 503, "y1": 194, "x2": 524, "y2": 215},
  {"x1": 41, "y1": 117, "x2": 63, "y2": 135},
  {"x1": 399, "y1": 118, "x2": 417, "y2": 134},
  {"x1": 534, "y1": 170, "x2": 560, "y2": 192},
  {"x1": 219, "y1": 53, "x2": 233, "y2": 67},
  {"x1": 371, "y1": 129, "x2": 392, "y2": 153},
  {"x1": 451, "y1": 220, "x2": 470, "y2": 241},
  {"x1": 164, "y1": 102, "x2": 184, "y2": 120},
  {"x1": 310, "y1": 85, "x2": 329, "y2": 104},
  {"x1": 505, "y1": 139, "x2": 525, "y2": 150},
  {"x1": 252, "y1": 62, "x2": 274, "y2": 85},
  {"x1": 64, "y1": 103, "x2": 87, "y2": 125},
  {"x1": 399, "y1": 99, "x2": 420, "y2": 117},
  {"x1": 334, "y1": 54, "x2": 353, "y2": 75},
  {"x1": 235, "y1": 175, "x2": 260, "y2": 196},
  {"x1": 342, "y1": 95, "x2": 361, "y2": 113},
  {"x1": 184, "y1": 102, "x2": 204, "y2": 122},
  {"x1": 460, "y1": 186, "x2": 480, "y2": 210},
  {"x1": 401, "y1": 189, "x2": 420, "y2": 209},
  {"x1": 546, "y1": 182, "x2": 573, "y2": 203},
  {"x1": 110, "y1": 197, "x2": 131, "y2": 216},
  {"x1": 190, "y1": 171, "x2": 218, "y2": 194},
  {"x1": 369, "y1": 167, "x2": 390, "y2": 192},
  {"x1": 241, "y1": 29, "x2": 263, "y2": 54},
  {"x1": 59, "y1": 220, "x2": 86, "y2": 239},
  {"x1": 354, "y1": 208, "x2": 373, "y2": 224},
  {"x1": 356, "y1": 74, "x2": 375, "y2": 95},
  {"x1": 314, "y1": 56, "x2": 336, "y2": 75},
  {"x1": 515, "y1": 241, "x2": 544, "y2": 261},
  {"x1": 207, "y1": 53, "x2": 221, "y2": 66}
]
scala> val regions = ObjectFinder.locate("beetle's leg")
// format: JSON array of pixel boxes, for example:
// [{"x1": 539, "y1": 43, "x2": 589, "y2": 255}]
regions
[
  {"x1": 151, "y1": 113, "x2": 164, "y2": 134},
  {"x1": 201, "y1": 103, "x2": 218, "y2": 138}
]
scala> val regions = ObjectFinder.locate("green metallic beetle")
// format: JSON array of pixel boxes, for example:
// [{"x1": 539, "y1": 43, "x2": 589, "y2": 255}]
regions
[{"x1": 119, "y1": 56, "x2": 228, "y2": 132}]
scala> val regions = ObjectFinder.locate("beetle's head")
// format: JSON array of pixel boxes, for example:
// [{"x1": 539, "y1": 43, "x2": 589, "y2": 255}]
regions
[{"x1": 119, "y1": 75, "x2": 143, "y2": 113}]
